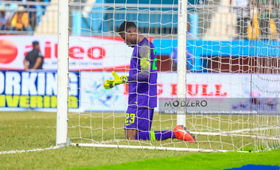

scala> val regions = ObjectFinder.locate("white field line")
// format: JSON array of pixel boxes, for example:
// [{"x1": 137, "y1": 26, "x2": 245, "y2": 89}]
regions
[
  {"x1": 191, "y1": 131, "x2": 280, "y2": 140},
  {"x1": 0, "y1": 146, "x2": 61, "y2": 155},
  {"x1": 191, "y1": 126, "x2": 280, "y2": 139},
  {"x1": 230, "y1": 126, "x2": 280, "y2": 133},
  {"x1": 193, "y1": 126, "x2": 280, "y2": 135},
  {"x1": 73, "y1": 143, "x2": 228, "y2": 152},
  {"x1": 0, "y1": 125, "x2": 56, "y2": 128}
]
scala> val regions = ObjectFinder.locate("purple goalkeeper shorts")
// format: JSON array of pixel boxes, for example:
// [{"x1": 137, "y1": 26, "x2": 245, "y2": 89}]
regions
[{"x1": 124, "y1": 106, "x2": 154, "y2": 132}]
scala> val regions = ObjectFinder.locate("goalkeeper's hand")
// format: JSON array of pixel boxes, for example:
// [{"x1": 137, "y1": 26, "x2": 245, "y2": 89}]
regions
[{"x1": 103, "y1": 71, "x2": 128, "y2": 89}]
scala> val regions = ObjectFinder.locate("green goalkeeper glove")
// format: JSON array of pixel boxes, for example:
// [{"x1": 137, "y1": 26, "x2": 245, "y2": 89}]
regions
[{"x1": 103, "y1": 71, "x2": 128, "y2": 89}]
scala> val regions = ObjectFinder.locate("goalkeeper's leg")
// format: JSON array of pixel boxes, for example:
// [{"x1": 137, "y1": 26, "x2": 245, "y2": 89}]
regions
[{"x1": 124, "y1": 107, "x2": 196, "y2": 143}]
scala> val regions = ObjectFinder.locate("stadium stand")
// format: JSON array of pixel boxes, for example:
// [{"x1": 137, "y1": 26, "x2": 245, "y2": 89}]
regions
[
  {"x1": 0, "y1": 0, "x2": 51, "y2": 34},
  {"x1": 0, "y1": 0, "x2": 277, "y2": 40},
  {"x1": 34, "y1": 0, "x2": 57, "y2": 35}
]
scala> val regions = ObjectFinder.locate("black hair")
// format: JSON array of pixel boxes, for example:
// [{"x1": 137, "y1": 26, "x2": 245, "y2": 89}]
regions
[
  {"x1": 118, "y1": 21, "x2": 137, "y2": 33},
  {"x1": 32, "y1": 41, "x2": 39, "y2": 47}
]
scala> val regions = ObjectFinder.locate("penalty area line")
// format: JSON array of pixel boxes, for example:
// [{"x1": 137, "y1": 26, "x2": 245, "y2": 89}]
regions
[{"x1": 0, "y1": 146, "x2": 62, "y2": 155}]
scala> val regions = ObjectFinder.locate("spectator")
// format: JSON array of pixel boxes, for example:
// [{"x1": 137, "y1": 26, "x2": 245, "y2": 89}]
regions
[
  {"x1": 230, "y1": 0, "x2": 251, "y2": 39},
  {"x1": 24, "y1": 41, "x2": 44, "y2": 70},
  {"x1": 169, "y1": 22, "x2": 195, "y2": 71},
  {"x1": 0, "y1": 0, "x2": 18, "y2": 22},
  {"x1": 257, "y1": 0, "x2": 271, "y2": 40},
  {"x1": 273, "y1": 0, "x2": 280, "y2": 37},
  {"x1": 24, "y1": 0, "x2": 37, "y2": 31},
  {"x1": 0, "y1": 5, "x2": 7, "y2": 29},
  {"x1": 11, "y1": 6, "x2": 29, "y2": 31},
  {"x1": 186, "y1": 22, "x2": 196, "y2": 40},
  {"x1": 0, "y1": 5, "x2": 12, "y2": 30},
  {"x1": 170, "y1": 47, "x2": 194, "y2": 71}
]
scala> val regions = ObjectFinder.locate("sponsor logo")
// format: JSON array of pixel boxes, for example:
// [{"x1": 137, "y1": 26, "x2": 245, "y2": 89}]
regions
[
  {"x1": 170, "y1": 84, "x2": 227, "y2": 97},
  {"x1": 0, "y1": 39, "x2": 18, "y2": 64},
  {"x1": 25, "y1": 41, "x2": 106, "y2": 60},
  {"x1": 0, "y1": 71, "x2": 79, "y2": 109},
  {"x1": 0, "y1": 37, "x2": 132, "y2": 71},
  {"x1": 85, "y1": 77, "x2": 118, "y2": 107},
  {"x1": 164, "y1": 99, "x2": 207, "y2": 108}
]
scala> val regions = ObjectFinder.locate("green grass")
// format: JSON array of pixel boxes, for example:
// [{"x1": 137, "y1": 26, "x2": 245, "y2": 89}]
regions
[
  {"x1": 0, "y1": 112, "x2": 279, "y2": 170},
  {"x1": 69, "y1": 149, "x2": 280, "y2": 170},
  {"x1": 0, "y1": 147, "x2": 189, "y2": 170}
]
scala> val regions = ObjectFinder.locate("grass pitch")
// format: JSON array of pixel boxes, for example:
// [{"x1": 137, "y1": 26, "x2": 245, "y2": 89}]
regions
[
  {"x1": 0, "y1": 111, "x2": 279, "y2": 170},
  {"x1": 69, "y1": 149, "x2": 280, "y2": 170}
]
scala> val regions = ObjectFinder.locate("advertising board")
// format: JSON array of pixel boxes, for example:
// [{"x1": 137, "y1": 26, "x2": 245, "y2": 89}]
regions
[
  {"x1": 0, "y1": 70, "x2": 80, "y2": 111},
  {"x1": 0, "y1": 36, "x2": 132, "y2": 71},
  {"x1": 80, "y1": 72, "x2": 280, "y2": 113}
]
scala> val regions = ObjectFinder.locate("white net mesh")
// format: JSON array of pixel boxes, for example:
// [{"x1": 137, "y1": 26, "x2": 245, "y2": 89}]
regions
[{"x1": 66, "y1": 0, "x2": 280, "y2": 152}]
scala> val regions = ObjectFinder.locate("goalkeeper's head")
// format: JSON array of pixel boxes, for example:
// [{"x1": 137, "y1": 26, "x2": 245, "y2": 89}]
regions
[{"x1": 119, "y1": 21, "x2": 142, "y2": 48}]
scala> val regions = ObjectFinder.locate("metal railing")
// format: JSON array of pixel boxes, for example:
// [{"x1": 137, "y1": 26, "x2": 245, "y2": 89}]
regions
[
  {"x1": 0, "y1": 1, "x2": 279, "y2": 40},
  {"x1": 0, "y1": 1, "x2": 55, "y2": 35}
]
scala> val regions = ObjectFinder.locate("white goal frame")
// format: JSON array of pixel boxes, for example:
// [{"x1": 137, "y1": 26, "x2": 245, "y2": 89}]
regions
[
  {"x1": 56, "y1": 0, "x2": 190, "y2": 149},
  {"x1": 56, "y1": 0, "x2": 280, "y2": 152}
]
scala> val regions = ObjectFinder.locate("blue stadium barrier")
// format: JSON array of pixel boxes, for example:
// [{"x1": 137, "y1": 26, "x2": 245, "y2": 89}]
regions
[{"x1": 153, "y1": 39, "x2": 280, "y2": 71}]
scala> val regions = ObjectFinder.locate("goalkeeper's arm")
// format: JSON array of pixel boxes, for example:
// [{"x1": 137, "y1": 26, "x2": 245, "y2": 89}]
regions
[
  {"x1": 127, "y1": 45, "x2": 151, "y2": 82},
  {"x1": 103, "y1": 71, "x2": 128, "y2": 89},
  {"x1": 103, "y1": 68, "x2": 149, "y2": 89},
  {"x1": 104, "y1": 46, "x2": 151, "y2": 89}
]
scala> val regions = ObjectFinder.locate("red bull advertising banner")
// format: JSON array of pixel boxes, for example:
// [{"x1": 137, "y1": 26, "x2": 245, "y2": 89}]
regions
[{"x1": 80, "y1": 72, "x2": 280, "y2": 113}]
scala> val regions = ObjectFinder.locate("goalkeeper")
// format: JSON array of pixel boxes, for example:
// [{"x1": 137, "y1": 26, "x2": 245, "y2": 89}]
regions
[{"x1": 104, "y1": 21, "x2": 196, "y2": 143}]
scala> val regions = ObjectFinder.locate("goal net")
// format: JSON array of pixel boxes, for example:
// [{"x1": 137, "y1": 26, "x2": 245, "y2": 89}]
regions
[{"x1": 56, "y1": 0, "x2": 280, "y2": 152}]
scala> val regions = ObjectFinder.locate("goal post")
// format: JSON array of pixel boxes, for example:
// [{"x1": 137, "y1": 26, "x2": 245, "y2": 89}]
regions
[
  {"x1": 56, "y1": 0, "x2": 69, "y2": 147},
  {"x1": 177, "y1": 0, "x2": 187, "y2": 127},
  {"x1": 56, "y1": 0, "x2": 191, "y2": 148}
]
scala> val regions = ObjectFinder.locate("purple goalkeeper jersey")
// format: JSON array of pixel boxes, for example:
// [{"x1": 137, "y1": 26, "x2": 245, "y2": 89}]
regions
[{"x1": 127, "y1": 38, "x2": 157, "y2": 108}]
